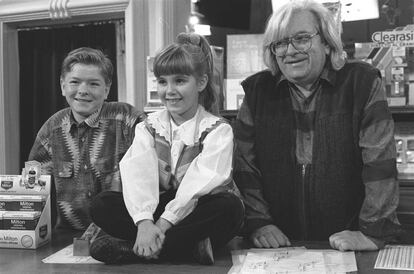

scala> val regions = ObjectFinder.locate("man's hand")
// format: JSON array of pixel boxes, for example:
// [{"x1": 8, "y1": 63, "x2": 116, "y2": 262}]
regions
[
  {"x1": 250, "y1": 224, "x2": 291, "y2": 248},
  {"x1": 329, "y1": 230, "x2": 378, "y2": 251},
  {"x1": 134, "y1": 220, "x2": 165, "y2": 259}
]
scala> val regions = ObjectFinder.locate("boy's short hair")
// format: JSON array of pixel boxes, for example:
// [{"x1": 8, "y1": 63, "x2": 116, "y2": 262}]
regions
[{"x1": 60, "y1": 47, "x2": 113, "y2": 86}]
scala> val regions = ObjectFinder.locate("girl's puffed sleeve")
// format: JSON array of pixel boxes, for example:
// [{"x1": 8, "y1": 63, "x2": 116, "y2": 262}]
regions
[{"x1": 120, "y1": 122, "x2": 159, "y2": 225}]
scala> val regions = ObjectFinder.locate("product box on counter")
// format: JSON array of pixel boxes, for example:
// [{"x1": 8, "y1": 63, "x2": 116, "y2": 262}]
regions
[
  {"x1": 0, "y1": 194, "x2": 46, "y2": 212},
  {"x1": 0, "y1": 174, "x2": 51, "y2": 249}
]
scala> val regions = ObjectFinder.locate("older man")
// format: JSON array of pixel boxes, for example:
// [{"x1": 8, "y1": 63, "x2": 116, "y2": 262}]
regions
[{"x1": 234, "y1": 0, "x2": 401, "y2": 251}]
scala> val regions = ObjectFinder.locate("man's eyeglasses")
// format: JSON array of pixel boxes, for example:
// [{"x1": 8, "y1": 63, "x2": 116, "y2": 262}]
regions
[{"x1": 269, "y1": 32, "x2": 319, "y2": 57}]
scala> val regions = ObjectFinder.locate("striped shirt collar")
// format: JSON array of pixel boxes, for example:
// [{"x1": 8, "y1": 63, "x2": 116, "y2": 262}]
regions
[
  {"x1": 68, "y1": 104, "x2": 104, "y2": 130},
  {"x1": 276, "y1": 61, "x2": 336, "y2": 88}
]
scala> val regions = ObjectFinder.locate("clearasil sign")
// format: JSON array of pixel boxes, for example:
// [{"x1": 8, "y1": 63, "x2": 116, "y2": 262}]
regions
[{"x1": 372, "y1": 30, "x2": 414, "y2": 47}]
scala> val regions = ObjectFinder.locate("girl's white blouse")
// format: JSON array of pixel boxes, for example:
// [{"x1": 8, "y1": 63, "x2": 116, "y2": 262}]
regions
[{"x1": 119, "y1": 106, "x2": 234, "y2": 225}]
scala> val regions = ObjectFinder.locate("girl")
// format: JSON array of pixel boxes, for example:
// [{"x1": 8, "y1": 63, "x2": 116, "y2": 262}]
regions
[{"x1": 89, "y1": 32, "x2": 244, "y2": 265}]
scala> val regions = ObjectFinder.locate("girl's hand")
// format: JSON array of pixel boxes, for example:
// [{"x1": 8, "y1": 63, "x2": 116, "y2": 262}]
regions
[
  {"x1": 134, "y1": 220, "x2": 165, "y2": 259},
  {"x1": 155, "y1": 218, "x2": 173, "y2": 234}
]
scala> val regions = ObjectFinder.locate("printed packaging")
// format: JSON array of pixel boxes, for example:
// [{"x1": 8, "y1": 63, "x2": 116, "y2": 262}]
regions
[
  {"x1": 0, "y1": 195, "x2": 46, "y2": 212},
  {"x1": 0, "y1": 175, "x2": 51, "y2": 249},
  {"x1": 3, "y1": 211, "x2": 41, "y2": 230}
]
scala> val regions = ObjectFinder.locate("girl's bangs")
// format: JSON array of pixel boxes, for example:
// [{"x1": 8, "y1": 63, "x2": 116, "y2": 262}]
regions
[{"x1": 153, "y1": 50, "x2": 194, "y2": 77}]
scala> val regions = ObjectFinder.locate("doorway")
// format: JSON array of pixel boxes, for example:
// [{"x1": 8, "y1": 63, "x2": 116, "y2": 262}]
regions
[{"x1": 18, "y1": 21, "x2": 120, "y2": 167}]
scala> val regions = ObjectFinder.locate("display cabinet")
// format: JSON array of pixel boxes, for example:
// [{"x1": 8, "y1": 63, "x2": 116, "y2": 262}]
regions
[{"x1": 391, "y1": 108, "x2": 414, "y2": 230}]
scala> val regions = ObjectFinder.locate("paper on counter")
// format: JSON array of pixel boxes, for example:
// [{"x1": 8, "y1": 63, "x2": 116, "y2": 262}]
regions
[
  {"x1": 239, "y1": 249, "x2": 326, "y2": 274},
  {"x1": 375, "y1": 245, "x2": 414, "y2": 270},
  {"x1": 318, "y1": 249, "x2": 357, "y2": 274},
  {"x1": 228, "y1": 247, "x2": 306, "y2": 274},
  {"x1": 42, "y1": 244, "x2": 103, "y2": 264},
  {"x1": 229, "y1": 248, "x2": 357, "y2": 274}
]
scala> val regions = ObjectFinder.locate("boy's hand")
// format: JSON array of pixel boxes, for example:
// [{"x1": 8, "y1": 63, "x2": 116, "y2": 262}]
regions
[{"x1": 134, "y1": 220, "x2": 165, "y2": 259}]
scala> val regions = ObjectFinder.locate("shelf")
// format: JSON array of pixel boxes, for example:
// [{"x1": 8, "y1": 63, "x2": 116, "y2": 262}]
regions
[
  {"x1": 220, "y1": 109, "x2": 239, "y2": 122},
  {"x1": 222, "y1": 107, "x2": 414, "y2": 115},
  {"x1": 220, "y1": 108, "x2": 414, "y2": 118},
  {"x1": 390, "y1": 106, "x2": 414, "y2": 114},
  {"x1": 399, "y1": 177, "x2": 414, "y2": 187},
  {"x1": 398, "y1": 171, "x2": 414, "y2": 186},
  {"x1": 220, "y1": 109, "x2": 238, "y2": 117}
]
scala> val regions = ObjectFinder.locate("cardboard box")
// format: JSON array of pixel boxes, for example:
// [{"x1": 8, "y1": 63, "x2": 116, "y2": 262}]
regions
[
  {"x1": 225, "y1": 78, "x2": 245, "y2": 110},
  {"x1": 387, "y1": 96, "x2": 407, "y2": 106},
  {"x1": 73, "y1": 222, "x2": 102, "y2": 256},
  {"x1": 3, "y1": 211, "x2": 41, "y2": 230},
  {"x1": 0, "y1": 194, "x2": 45, "y2": 212},
  {"x1": 0, "y1": 212, "x2": 3, "y2": 229},
  {"x1": 0, "y1": 175, "x2": 51, "y2": 249}
]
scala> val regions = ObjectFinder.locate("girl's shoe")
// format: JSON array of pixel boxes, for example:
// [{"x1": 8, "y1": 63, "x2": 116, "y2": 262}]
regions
[
  {"x1": 194, "y1": 237, "x2": 214, "y2": 265},
  {"x1": 90, "y1": 235, "x2": 137, "y2": 264}
]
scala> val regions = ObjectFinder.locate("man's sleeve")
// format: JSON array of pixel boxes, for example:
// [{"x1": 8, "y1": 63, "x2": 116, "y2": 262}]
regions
[
  {"x1": 233, "y1": 97, "x2": 274, "y2": 235},
  {"x1": 359, "y1": 77, "x2": 402, "y2": 247},
  {"x1": 125, "y1": 106, "x2": 147, "y2": 143}
]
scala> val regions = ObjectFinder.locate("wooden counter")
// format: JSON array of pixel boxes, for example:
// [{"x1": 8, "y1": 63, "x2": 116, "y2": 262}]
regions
[{"x1": 0, "y1": 228, "x2": 413, "y2": 274}]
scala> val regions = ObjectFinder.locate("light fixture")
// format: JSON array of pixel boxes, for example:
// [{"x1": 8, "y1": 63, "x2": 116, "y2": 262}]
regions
[
  {"x1": 193, "y1": 24, "x2": 211, "y2": 36},
  {"x1": 187, "y1": 4, "x2": 211, "y2": 36},
  {"x1": 189, "y1": 13, "x2": 200, "y2": 25}
]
